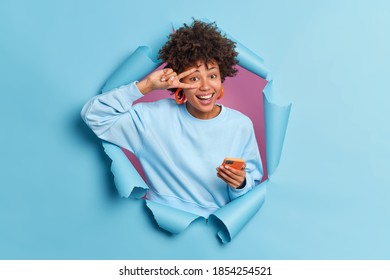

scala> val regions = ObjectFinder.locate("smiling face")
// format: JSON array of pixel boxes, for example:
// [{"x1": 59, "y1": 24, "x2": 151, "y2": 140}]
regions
[{"x1": 181, "y1": 61, "x2": 223, "y2": 120}]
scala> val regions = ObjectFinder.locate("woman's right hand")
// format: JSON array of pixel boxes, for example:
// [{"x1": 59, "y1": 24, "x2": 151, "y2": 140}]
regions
[{"x1": 137, "y1": 67, "x2": 198, "y2": 95}]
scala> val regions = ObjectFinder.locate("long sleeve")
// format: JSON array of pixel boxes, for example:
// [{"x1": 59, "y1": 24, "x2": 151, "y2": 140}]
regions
[
  {"x1": 81, "y1": 82, "x2": 146, "y2": 155},
  {"x1": 81, "y1": 85, "x2": 263, "y2": 217},
  {"x1": 228, "y1": 122, "x2": 263, "y2": 200}
]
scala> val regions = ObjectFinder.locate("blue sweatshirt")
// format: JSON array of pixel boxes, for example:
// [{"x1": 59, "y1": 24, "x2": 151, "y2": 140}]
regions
[{"x1": 81, "y1": 82, "x2": 263, "y2": 217}]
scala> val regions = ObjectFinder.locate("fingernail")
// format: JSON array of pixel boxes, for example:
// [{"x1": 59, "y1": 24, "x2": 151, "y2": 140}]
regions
[
  {"x1": 161, "y1": 77, "x2": 166, "y2": 82},
  {"x1": 170, "y1": 76, "x2": 175, "y2": 80}
]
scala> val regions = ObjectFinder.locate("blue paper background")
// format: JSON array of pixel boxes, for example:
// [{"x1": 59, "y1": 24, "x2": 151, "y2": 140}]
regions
[{"x1": 1, "y1": 0, "x2": 389, "y2": 259}]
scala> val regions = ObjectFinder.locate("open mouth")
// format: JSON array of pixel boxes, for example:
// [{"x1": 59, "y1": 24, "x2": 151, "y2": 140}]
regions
[{"x1": 196, "y1": 93, "x2": 214, "y2": 102}]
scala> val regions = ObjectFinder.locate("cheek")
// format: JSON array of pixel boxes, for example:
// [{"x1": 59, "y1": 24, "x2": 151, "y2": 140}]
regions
[
  {"x1": 183, "y1": 88, "x2": 198, "y2": 97},
  {"x1": 213, "y1": 84, "x2": 222, "y2": 94},
  {"x1": 211, "y1": 79, "x2": 222, "y2": 89}
]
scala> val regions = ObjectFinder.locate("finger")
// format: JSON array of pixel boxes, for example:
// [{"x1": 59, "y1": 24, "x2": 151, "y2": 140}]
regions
[
  {"x1": 217, "y1": 170, "x2": 241, "y2": 188},
  {"x1": 166, "y1": 76, "x2": 198, "y2": 89},
  {"x1": 164, "y1": 72, "x2": 178, "y2": 81},
  {"x1": 220, "y1": 172, "x2": 245, "y2": 189},
  {"x1": 177, "y1": 67, "x2": 197, "y2": 80},
  {"x1": 217, "y1": 166, "x2": 243, "y2": 183},
  {"x1": 220, "y1": 165, "x2": 246, "y2": 181},
  {"x1": 167, "y1": 75, "x2": 179, "y2": 86},
  {"x1": 177, "y1": 82, "x2": 198, "y2": 89},
  {"x1": 217, "y1": 170, "x2": 238, "y2": 184},
  {"x1": 161, "y1": 69, "x2": 174, "y2": 81}
]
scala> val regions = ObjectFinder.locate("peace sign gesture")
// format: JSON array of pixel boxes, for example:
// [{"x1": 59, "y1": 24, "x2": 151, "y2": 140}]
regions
[{"x1": 137, "y1": 67, "x2": 198, "y2": 95}]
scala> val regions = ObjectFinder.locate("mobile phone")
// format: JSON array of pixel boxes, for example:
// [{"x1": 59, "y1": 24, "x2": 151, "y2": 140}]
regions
[{"x1": 222, "y1": 158, "x2": 245, "y2": 170}]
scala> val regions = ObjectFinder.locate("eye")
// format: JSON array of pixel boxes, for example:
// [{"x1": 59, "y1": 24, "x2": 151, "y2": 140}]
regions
[
  {"x1": 190, "y1": 76, "x2": 199, "y2": 82},
  {"x1": 210, "y1": 74, "x2": 217, "y2": 79}
]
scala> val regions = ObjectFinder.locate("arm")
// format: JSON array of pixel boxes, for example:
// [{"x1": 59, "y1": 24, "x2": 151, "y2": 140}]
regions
[
  {"x1": 216, "y1": 124, "x2": 263, "y2": 200},
  {"x1": 80, "y1": 82, "x2": 146, "y2": 154},
  {"x1": 81, "y1": 68, "x2": 198, "y2": 153}
]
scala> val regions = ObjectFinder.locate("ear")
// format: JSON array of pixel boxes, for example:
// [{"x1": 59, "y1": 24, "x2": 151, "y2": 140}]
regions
[{"x1": 217, "y1": 86, "x2": 224, "y2": 100}]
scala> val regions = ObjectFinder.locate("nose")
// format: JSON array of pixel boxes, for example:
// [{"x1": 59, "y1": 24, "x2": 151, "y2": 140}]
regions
[{"x1": 199, "y1": 78, "x2": 210, "y2": 91}]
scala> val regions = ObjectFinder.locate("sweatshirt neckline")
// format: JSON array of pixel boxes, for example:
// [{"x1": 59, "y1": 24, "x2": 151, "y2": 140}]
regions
[{"x1": 180, "y1": 103, "x2": 227, "y2": 124}]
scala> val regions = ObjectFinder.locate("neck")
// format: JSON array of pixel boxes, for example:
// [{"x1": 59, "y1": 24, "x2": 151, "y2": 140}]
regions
[{"x1": 186, "y1": 104, "x2": 221, "y2": 120}]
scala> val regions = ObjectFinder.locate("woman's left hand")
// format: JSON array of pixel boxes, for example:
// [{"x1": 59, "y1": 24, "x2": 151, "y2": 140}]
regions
[{"x1": 216, "y1": 163, "x2": 246, "y2": 189}]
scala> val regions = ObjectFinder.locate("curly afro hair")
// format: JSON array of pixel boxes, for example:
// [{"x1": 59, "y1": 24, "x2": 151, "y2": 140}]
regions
[{"x1": 158, "y1": 20, "x2": 238, "y2": 85}]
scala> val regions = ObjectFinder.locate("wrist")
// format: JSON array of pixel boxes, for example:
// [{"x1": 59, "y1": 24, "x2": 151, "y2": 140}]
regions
[
  {"x1": 236, "y1": 178, "x2": 246, "y2": 189},
  {"x1": 137, "y1": 79, "x2": 153, "y2": 95}
]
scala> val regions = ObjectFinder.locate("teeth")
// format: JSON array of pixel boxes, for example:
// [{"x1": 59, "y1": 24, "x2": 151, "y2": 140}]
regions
[{"x1": 198, "y1": 94, "x2": 212, "y2": 100}]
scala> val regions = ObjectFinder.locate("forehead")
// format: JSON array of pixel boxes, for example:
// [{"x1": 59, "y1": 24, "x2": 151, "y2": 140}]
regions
[{"x1": 186, "y1": 60, "x2": 220, "y2": 71}]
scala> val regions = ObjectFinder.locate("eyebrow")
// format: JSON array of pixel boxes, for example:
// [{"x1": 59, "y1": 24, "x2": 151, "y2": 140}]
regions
[{"x1": 193, "y1": 65, "x2": 217, "y2": 72}]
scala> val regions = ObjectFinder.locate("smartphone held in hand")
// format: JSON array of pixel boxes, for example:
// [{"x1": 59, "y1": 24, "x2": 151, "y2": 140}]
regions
[{"x1": 222, "y1": 158, "x2": 245, "y2": 170}]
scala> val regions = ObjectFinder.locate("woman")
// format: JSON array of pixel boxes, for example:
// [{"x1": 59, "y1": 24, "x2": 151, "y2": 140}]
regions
[{"x1": 81, "y1": 20, "x2": 263, "y2": 217}]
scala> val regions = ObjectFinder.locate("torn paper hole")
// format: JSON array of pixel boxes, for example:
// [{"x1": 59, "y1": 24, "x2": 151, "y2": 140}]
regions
[{"x1": 94, "y1": 26, "x2": 290, "y2": 243}]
